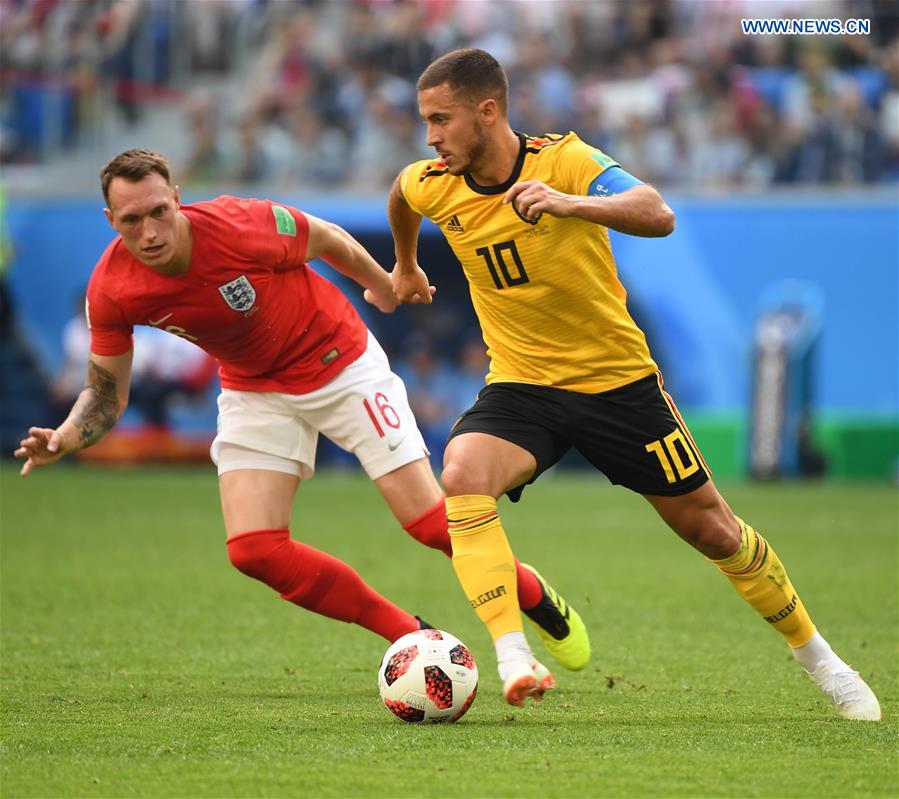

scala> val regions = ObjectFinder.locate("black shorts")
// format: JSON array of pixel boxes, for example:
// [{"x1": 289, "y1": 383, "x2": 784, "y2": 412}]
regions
[{"x1": 447, "y1": 373, "x2": 710, "y2": 501}]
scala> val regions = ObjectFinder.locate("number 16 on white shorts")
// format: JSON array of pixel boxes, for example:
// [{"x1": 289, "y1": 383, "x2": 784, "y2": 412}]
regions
[{"x1": 212, "y1": 333, "x2": 429, "y2": 480}]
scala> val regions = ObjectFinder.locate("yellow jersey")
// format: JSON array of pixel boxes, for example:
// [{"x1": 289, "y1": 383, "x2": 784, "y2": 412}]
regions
[{"x1": 400, "y1": 131, "x2": 657, "y2": 394}]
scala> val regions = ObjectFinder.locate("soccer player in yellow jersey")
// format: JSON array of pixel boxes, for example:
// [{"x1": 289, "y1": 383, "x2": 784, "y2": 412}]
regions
[{"x1": 387, "y1": 48, "x2": 880, "y2": 719}]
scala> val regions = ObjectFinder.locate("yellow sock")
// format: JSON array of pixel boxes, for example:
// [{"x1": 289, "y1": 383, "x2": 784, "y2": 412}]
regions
[
  {"x1": 711, "y1": 518, "x2": 815, "y2": 647},
  {"x1": 446, "y1": 494, "x2": 521, "y2": 641}
]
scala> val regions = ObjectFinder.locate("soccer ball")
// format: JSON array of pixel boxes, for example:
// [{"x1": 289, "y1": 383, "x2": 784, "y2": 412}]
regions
[{"x1": 377, "y1": 629, "x2": 478, "y2": 723}]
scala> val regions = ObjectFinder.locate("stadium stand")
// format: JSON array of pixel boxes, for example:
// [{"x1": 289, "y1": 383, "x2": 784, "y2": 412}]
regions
[{"x1": 2, "y1": 0, "x2": 897, "y2": 189}]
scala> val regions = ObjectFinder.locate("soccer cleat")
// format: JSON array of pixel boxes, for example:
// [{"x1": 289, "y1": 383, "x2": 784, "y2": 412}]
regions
[
  {"x1": 503, "y1": 666, "x2": 538, "y2": 708},
  {"x1": 530, "y1": 659, "x2": 557, "y2": 700},
  {"x1": 502, "y1": 659, "x2": 556, "y2": 707},
  {"x1": 806, "y1": 662, "x2": 882, "y2": 721},
  {"x1": 416, "y1": 616, "x2": 435, "y2": 630},
  {"x1": 521, "y1": 563, "x2": 591, "y2": 671}
]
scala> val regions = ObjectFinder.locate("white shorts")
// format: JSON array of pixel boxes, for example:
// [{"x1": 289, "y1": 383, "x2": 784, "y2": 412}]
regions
[{"x1": 211, "y1": 333, "x2": 429, "y2": 480}]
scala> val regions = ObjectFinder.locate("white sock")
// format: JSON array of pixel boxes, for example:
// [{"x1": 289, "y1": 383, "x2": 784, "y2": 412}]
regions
[
  {"x1": 791, "y1": 630, "x2": 851, "y2": 673},
  {"x1": 495, "y1": 631, "x2": 533, "y2": 681}
]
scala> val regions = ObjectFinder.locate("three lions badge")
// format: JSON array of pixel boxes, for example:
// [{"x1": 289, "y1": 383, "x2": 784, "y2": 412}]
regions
[{"x1": 218, "y1": 275, "x2": 256, "y2": 312}]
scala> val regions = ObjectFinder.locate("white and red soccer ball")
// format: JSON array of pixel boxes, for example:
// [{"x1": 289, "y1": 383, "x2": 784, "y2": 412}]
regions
[{"x1": 378, "y1": 629, "x2": 478, "y2": 723}]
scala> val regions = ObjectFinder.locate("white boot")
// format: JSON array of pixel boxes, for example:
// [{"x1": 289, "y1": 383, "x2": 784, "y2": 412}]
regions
[
  {"x1": 805, "y1": 661, "x2": 882, "y2": 721},
  {"x1": 793, "y1": 632, "x2": 881, "y2": 721},
  {"x1": 496, "y1": 631, "x2": 556, "y2": 707}
]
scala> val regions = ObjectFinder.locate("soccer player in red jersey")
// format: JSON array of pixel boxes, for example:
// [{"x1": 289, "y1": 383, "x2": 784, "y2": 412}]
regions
[{"x1": 15, "y1": 149, "x2": 583, "y2": 672}]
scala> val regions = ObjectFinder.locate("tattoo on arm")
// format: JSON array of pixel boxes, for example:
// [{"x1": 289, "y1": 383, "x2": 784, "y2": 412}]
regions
[{"x1": 71, "y1": 359, "x2": 120, "y2": 447}]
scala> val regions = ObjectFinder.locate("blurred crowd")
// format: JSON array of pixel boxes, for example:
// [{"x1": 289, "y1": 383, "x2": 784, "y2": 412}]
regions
[{"x1": 2, "y1": 0, "x2": 898, "y2": 189}]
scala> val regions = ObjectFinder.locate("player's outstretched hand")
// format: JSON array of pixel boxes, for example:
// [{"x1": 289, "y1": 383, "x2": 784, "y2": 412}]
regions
[
  {"x1": 363, "y1": 285, "x2": 400, "y2": 314},
  {"x1": 15, "y1": 426, "x2": 69, "y2": 476},
  {"x1": 391, "y1": 264, "x2": 436, "y2": 306},
  {"x1": 503, "y1": 180, "x2": 575, "y2": 221}
]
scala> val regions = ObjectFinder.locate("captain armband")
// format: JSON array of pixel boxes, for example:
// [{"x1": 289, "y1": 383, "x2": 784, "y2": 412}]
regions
[{"x1": 587, "y1": 166, "x2": 644, "y2": 197}]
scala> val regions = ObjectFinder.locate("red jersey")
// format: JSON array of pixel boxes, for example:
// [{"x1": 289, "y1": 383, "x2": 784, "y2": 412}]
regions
[{"x1": 87, "y1": 196, "x2": 368, "y2": 394}]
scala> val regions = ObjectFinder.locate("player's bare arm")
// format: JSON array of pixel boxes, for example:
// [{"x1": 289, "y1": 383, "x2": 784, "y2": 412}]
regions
[
  {"x1": 503, "y1": 180, "x2": 675, "y2": 238},
  {"x1": 387, "y1": 172, "x2": 436, "y2": 305},
  {"x1": 15, "y1": 350, "x2": 132, "y2": 476},
  {"x1": 304, "y1": 213, "x2": 398, "y2": 314}
]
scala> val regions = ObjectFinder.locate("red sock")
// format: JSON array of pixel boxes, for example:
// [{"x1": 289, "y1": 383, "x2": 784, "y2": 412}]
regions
[
  {"x1": 403, "y1": 497, "x2": 543, "y2": 609},
  {"x1": 227, "y1": 528, "x2": 418, "y2": 642},
  {"x1": 403, "y1": 499, "x2": 453, "y2": 556}
]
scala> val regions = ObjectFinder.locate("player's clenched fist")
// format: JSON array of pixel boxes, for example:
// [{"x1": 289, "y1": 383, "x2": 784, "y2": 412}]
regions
[
  {"x1": 503, "y1": 180, "x2": 576, "y2": 221},
  {"x1": 391, "y1": 264, "x2": 437, "y2": 305}
]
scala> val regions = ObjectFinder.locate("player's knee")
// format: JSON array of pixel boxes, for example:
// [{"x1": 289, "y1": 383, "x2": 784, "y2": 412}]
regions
[
  {"x1": 227, "y1": 529, "x2": 289, "y2": 579},
  {"x1": 441, "y1": 460, "x2": 489, "y2": 497}
]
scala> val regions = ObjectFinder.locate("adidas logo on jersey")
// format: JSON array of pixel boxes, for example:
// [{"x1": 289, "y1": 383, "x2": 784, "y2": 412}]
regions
[{"x1": 446, "y1": 214, "x2": 464, "y2": 232}]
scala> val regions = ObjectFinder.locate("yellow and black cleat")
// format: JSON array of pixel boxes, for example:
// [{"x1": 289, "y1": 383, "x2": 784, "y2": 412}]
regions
[{"x1": 521, "y1": 564, "x2": 591, "y2": 671}]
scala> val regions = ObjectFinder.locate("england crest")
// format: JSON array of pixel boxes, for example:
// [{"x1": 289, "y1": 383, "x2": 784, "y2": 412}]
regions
[{"x1": 218, "y1": 275, "x2": 256, "y2": 312}]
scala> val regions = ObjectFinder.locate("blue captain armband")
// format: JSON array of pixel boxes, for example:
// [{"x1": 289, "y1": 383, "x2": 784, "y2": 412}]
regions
[{"x1": 587, "y1": 166, "x2": 644, "y2": 197}]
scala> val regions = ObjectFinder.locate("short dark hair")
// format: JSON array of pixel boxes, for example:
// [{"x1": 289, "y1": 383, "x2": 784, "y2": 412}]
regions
[
  {"x1": 418, "y1": 48, "x2": 508, "y2": 114},
  {"x1": 100, "y1": 149, "x2": 172, "y2": 205}
]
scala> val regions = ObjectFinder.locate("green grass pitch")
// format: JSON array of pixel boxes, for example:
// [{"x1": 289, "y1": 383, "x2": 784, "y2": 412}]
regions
[{"x1": 2, "y1": 465, "x2": 896, "y2": 798}]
